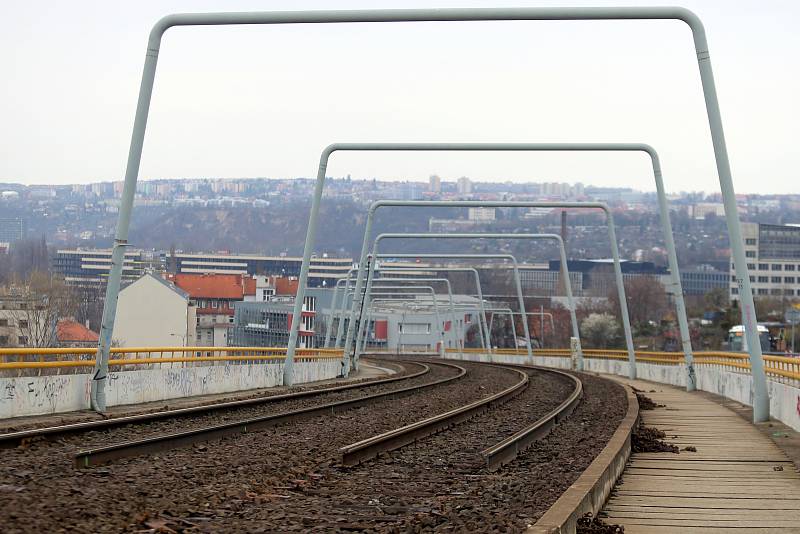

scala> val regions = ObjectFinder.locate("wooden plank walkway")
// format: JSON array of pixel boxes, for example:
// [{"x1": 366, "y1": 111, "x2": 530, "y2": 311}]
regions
[{"x1": 602, "y1": 378, "x2": 800, "y2": 533}]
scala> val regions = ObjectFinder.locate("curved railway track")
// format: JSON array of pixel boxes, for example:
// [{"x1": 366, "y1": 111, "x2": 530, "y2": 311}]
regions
[
  {"x1": 0, "y1": 358, "x2": 629, "y2": 533},
  {"x1": 0, "y1": 358, "x2": 428, "y2": 448},
  {"x1": 73, "y1": 360, "x2": 468, "y2": 467},
  {"x1": 339, "y1": 363, "x2": 582, "y2": 469}
]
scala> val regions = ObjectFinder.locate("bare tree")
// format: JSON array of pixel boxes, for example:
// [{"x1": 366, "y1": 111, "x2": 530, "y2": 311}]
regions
[
  {"x1": 607, "y1": 275, "x2": 669, "y2": 331},
  {"x1": 5, "y1": 272, "x2": 76, "y2": 348}
]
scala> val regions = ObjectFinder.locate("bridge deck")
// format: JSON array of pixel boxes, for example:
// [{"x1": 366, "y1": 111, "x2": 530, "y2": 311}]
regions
[{"x1": 603, "y1": 378, "x2": 800, "y2": 533}]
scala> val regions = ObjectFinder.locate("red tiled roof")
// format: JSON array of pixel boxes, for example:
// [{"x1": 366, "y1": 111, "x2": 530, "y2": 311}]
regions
[
  {"x1": 243, "y1": 277, "x2": 256, "y2": 296},
  {"x1": 57, "y1": 320, "x2": 99, "y2": 343},
  {"x1": 169, "y1": 273, "x2": 247, "y2": 299},
  {"x1": 274, "y1": 276, "x2": 299, "y2": 296}
]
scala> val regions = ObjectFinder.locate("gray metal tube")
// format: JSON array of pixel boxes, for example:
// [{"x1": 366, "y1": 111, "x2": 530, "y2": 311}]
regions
[
  {"x1": 604, "y1": 211, "x2": 636, "y2": 379},
  {"x1": 110, "y1": 6, "x2": 762, "y2": 417},
  {"x1": 327, "y1": 267, "x2": 359, "y2": 348},
  {"x1": 369, "y1": 233, "x2": 583, "y2": 366},
  {"x1": 379, "y1": 264, "x2": 489, "y2": 353},
  {"x1": 365, "y1": 235, "x2": 532, "y2": 364},
  {"x1": 366, "y1": 296, "x2": 447, "y2": 353},
  {"x1": 345, "y1": 203, "x2": 627, "y2": 372},
  {"x1": 377, "y1": 253, "x2": 562, "y2": 356},
  {"x1": 335, "y1": 280, "x2": 362, "y2": 349},
  {"x1": 364, "y1": 287, "x2": 446, "y2": 353},
  {"x1": 549, "y1": 233, "x2": 583, "y2": 370},
  {"x1": 350, "y1": 258, "x2": 518, "y2": 358},
  {"x1": 91, "y1": 47, "x2": 160, "y2": 411},
  {"x1": 366, "y1": 278, "x2": 458, "y2": 354},
  {"x1": 646, "y1": 147, "x2": 696, "y2": 390},
  {"x1": 323, "y1": 278, "x2": 343, "y2": 348},
  {"x1": 693, "y1": 39, "x2": 769, "y2": 420}
]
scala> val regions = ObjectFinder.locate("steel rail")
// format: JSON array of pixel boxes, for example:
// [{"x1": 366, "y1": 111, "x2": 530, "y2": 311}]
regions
[
  {"x1": 0, "y1": 358, "x2": 423, "y2": 449},
  {"x1": 481, "y1": 366, "x2": 583, "y2": 470},
  {"x1": 74, "y1": 360, "x2": 467, "y2": 467},
  {"x1": 339, "y1": 363, "x2": 528, "y2": 465}
]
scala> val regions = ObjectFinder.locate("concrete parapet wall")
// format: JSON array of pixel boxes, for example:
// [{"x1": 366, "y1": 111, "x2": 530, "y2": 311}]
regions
[
  {"x1": 446, "y1": 352, "x2": 800, "y2": 432},
  {"x1": 0, "y1": 359, "x2": 341, "y2": 419}
]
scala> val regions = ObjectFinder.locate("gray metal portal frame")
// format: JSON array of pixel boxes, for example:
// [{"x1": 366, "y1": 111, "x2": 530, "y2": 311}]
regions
[
  {"x1": 323, "y1": 267, "x2": 360, "y2": 349},
  {"x1": 378, "y1": 264, "x2": 490, "y2": 354},
  {"x1": 342, "y1": 286, "x2": 455, "y2": 358},
  {"x1": 334, "y1": 261, "x2": 499, "y2": 354},
  {"x1": 96, "y1": 7, "x2": 767, "y2": 420},
  {"x1": 362, "y1": 233, "x2": 582, "y2": 369},
  {"x1": 367, "y1": 297, "x2": 444, "y2": 354},
  {"x1": 364, "y1": 286, "x2": 447, "y2": 355},
  {"x1": 364, "y1": 294, "x2": 448, "y2": 353},
  {"x1": 361, "y1": 234, "x2": 532, "y2": 367},
  {"x1": 375, "y1": 253, "x2": 564, "y2": 357},
  {"x1": 366, "y1": 292, "x2": 446, "y2": 353},
  {"x1": 334, "y1": 286, "x2": 450, "y2": 348},
  {"x1": 361, "y1": 277, "x2": 460, "y2": 352}
]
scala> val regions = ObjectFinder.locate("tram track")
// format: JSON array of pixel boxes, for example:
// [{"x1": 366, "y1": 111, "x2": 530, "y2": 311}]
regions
[
  {"x1": 0, "y1": 358, "x2": 432, "y2": 449},
  {"x1": 339, "y1": 363, "x2": 582, "y2": 469},
  {"x1": 0, "y1": 358, "x2": 627, "y2": 534},
  {"x1": 73, "y1": 360, "x2": 468, "y2": 467}
]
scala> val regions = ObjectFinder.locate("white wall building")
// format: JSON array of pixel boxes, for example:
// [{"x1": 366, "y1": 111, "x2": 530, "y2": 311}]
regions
[
  {"x1": 456, "y1": 176, "x2": 472, "y2": 195},
  {"x1": 115, "y1": 274, "x2": 196, "y2": 347},
  {"x1": 362, "y1": 295, "x2": 484, "y2": 351},
  {"x1": 468, "y1": 207, "x2": 495, "y2": 222}
]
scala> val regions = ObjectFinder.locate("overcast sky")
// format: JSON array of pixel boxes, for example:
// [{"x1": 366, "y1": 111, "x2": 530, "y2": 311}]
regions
[{"x1": 1, "y1": 0, "x2": 797, "y2": 193}]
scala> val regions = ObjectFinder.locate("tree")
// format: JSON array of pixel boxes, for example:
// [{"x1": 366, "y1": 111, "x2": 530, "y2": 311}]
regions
[
  {"x1": 580, "y1": 312, "x2": 621, "y2": 349},
  {"x1": 703, "y1": 287, "x2": 729, "y2": 311},
  {"x1": 5, "y1": 272, "x2": 76, "y2": 348},
  {"x1": 607, "y1": 275, "x2": 669, "y2": 332}
]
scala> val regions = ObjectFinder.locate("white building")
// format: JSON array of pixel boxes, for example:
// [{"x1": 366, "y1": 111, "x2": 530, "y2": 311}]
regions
[
  {"x1": 457, "y1": 176, "x2": 473, "y2": 195},
  {"x1": 115, "y1": 274, "x2": 196, "y2": 347},
  {"x1": 362, "y1": 295, "x2": 484, "y2": 352},
  {"x1": 468, "y1": 207, "x2": 495, "y2": 222},
  {"x1": 691, "y1": 202, "x2": 726, "y2": 219},
  {"x1": 429, "y1": 175, "x2": 441, "y2": 193},
  {"x1": 730, "y1": 222, "x2": 800, "y2": 301}
]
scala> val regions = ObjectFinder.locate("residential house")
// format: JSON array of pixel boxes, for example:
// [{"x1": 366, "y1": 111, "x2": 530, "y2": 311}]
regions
[
  {"x1": 115, "y1": 274, "x2": 196, "y2": 347},
  {"x1": 56, "y1": 319, "x2": 99, "y2": 348},
  {"x1": 166, "y1": 273, "x2": 255, "y2": 347}
]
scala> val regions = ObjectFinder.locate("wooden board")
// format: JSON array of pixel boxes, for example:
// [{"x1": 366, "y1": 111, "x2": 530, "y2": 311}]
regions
[{"x1": 600, "y1": 378, "x2": 800, "y2": 532}]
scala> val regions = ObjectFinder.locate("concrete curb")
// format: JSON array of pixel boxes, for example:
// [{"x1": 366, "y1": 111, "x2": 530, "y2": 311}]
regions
[{"x1": 527, "y1": 381, "x2": 639, "y2": 534}]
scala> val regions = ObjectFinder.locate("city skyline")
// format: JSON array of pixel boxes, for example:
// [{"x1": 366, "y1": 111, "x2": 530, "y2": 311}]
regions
[{"x1": 1, "y1": 0, "x2": 797, "y2": 194}]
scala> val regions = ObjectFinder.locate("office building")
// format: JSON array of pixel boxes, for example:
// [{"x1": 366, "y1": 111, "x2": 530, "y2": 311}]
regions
[
  {"x1": 456, "y1": 176, "x2": 473, "y2": 195},
  {"x1": 680, "y1": 264, "x2": 730, "y2": 296},
  {"x1": 730, "y1": 222, "x2": 800, "y2": 301},
  {"x1": 228, "y1": 295, "x2": 317, "y2": 349},
  {"x1": 0, "y1": 217, "x2": 25, "y2": 244},
  {"x1": 52, "y1": 249, "x2": 161, "y2": 287},
  {"x1": 170, "y1": 252, "x2": 352, "y2": 287},
  {"x1": 429, "y1": 175, "x2": 441, "y2": 193}
]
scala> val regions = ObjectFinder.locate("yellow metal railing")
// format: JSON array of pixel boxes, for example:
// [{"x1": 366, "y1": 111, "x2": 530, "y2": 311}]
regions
[
  {"x1": 0, "y1": 346, "x2": 343, "y2": 373},
  {"x1": 444, "y1": 347, "x2": 800, "y2": 383},
  {"x1": 3, "y1": 345, "x2": 798, "y2": 383}
]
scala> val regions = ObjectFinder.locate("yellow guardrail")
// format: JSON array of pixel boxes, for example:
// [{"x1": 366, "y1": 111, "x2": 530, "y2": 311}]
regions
[
  {"x1": 0, "y1": 347, "x2": 344, "y2": 371},
  {"x1": 445, "y1": 347, "x2": 800, "y2": 382},
  {"x1": 3, "y1": 345, "x2": 798, "y2": 383}
]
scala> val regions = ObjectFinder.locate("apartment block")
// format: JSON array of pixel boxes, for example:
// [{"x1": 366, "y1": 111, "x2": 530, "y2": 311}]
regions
[{"x1": 730, "y1": 222, "x2": 800, "y2": 301}]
